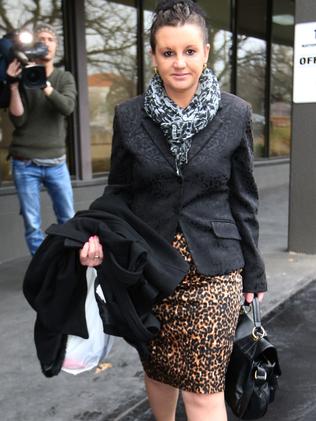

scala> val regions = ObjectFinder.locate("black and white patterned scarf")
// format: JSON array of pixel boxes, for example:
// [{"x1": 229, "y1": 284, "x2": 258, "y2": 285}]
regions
[{"x1": 144, "y1": 68, "x2": 221, "y2": 175}]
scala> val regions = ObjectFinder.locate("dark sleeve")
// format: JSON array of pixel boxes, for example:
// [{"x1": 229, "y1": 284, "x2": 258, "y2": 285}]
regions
[
  {"x1": 9, "y1": 87, "x2": 28, "y2": 127},
  {"x1": 90, "y1": 106, "x2": 134, "y2": 210},
  {"x1": 108, "y1": 107, "x2": 133, "y2": 187},
  {"x1": 229, "y1": 106, "x2": 267, "y2": 293},
  {"x1": 45, "y1": 71, "x2": 77, "y2": 116},
  {"x1": 96, "y1": 106, "x2": 134, "y2": 206}
]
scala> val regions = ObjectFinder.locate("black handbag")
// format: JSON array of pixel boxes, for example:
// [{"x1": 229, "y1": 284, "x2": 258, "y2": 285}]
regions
[{"x1": 225, "y1": 298, "x2": 281, "y2": 419}]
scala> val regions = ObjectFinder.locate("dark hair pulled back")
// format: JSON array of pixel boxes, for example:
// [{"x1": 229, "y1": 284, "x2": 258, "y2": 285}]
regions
[{"x1": 150, "y1": 0, "x2": 209, "y2": 52}]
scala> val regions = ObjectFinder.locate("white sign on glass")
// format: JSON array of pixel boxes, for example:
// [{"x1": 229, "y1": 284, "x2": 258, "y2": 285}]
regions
[{"x1": 293, "y1": 22, "x2": 316, "y2": 103}]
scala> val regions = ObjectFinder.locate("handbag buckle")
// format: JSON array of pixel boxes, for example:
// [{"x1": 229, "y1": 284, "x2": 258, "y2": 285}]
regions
[
  {"x1": 254, "y1": 368, "x2": 267, "y2": 381},
  {"x1": 240, "y1": 304, "x2": 251, "y2": 315},
  {"x1": 251, "y1": 326, "x2": 266, "y2": 341}
]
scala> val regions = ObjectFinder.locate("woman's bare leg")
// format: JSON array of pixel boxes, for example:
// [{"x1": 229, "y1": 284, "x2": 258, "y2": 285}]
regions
[
  {"x1": 182, "y1": 390, "x2": 227, "y2": 421},
  {"x1": 144, "y1": 374, "x2": 179, "y2": 421}
]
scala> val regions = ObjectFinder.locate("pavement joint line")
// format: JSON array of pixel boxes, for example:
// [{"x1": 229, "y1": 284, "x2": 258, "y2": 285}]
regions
[
  {"x1": 262, "y1": 273, "x2": 316, "y2": 319},
  {"x1": 263, "y1": 277, "x2": 316, "y2": 324},
  {"x1": 111, "y1": 397, "x2": 148, "y2": 421}
]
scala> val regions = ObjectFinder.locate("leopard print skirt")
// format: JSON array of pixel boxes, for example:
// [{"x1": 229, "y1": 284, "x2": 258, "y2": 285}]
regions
[{"x1": 142, "y1": 233, "x2": 243, "y2": 394}]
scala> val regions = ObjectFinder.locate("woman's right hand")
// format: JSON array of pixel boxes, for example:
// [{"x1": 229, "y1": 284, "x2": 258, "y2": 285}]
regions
[{"x1": 80, "y1": 235, "x2": 104, "y2": 267}]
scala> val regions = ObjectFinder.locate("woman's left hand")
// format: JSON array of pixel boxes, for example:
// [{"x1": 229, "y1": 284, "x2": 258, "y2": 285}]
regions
[{"x1": 243, "y1": 291, "x2": 265, "y2": 304}]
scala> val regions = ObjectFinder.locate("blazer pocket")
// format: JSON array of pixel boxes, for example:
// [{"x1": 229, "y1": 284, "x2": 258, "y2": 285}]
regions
[{"x1": 211, "y1": 220, "x2": 242, "y2": 240}]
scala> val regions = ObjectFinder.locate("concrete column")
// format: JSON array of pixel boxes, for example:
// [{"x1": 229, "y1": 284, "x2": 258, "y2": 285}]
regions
[{"x1": 288, "y1": 0, "x2": 316, "y2": 253}]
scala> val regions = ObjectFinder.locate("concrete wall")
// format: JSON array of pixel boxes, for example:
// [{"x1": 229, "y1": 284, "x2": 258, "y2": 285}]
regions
[{"x1": 0, "y1": 159, "x2": 289, "y2": 263}]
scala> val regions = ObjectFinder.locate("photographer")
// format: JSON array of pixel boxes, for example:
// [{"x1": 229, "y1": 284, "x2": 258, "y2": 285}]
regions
[{"x1": 7, "y1": 23, "x2": 77, "y2": 255}]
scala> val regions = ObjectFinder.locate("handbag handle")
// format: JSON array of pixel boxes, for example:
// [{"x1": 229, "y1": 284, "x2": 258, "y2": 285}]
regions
[
  {"x1": 249, "y1": 297, "x2": 266, "y2": 341},
  {"x1": 252, "y1": 297, "x2": 261, "y2": 327}
]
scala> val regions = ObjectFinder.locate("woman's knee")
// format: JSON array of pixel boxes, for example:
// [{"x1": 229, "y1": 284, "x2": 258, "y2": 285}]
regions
[
  {"x1": 182, "y1": 390, "x2": 225, "y2": 410},
  {"x1": 182, "y1": 390, "x2": 227, "y2": 421}
]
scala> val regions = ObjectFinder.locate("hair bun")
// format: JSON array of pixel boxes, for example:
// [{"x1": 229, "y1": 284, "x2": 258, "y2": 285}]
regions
[
  {"x1": 150, "y1": 0, "x2": 208, "y2": 52},
  {"x1": 154, "y1": 0, "x2": 193, "y2": 14}
]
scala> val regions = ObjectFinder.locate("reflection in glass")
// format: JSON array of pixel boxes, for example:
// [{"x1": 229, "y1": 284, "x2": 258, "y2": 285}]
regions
[
  {"x1": 143, "y1": 1, "x2": 155, "y2": 89},
  {"x1": 237, "y1": 35, "x2": 266, "y2": 157},
  {"x1": 236, "y1": 0, "x2": 267, "y2": 158},
  {"x1": 270, "y1": 0, "x2": 294, "y2": 157},
  {"x1": 0, "y1": 0, "x2": 63, "y2": 184},
  {"x1": 85, "y1": 0, "x2": 137, "y2": 174},
  {"x1": 200, "y1": 0, "x2": 232, "y2": 92}
]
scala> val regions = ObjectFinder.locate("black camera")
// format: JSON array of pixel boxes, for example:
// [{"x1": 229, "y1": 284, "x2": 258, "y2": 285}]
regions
[{"x1": 0, "y1": 30, "x2": 48, "y2": 90}]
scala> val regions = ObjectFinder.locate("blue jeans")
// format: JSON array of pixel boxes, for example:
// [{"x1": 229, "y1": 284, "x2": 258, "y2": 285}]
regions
[{"x1": 12, "y1": 159, "x2": 75, "y2": 255}]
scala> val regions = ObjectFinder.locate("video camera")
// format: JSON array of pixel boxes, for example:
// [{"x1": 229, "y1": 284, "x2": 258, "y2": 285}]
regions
[{"x1": 0, "y1": 29, "x2": 48, "y2": 90}]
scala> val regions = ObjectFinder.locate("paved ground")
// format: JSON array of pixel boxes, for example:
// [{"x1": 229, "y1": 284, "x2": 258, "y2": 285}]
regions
[
  {"x1": 124, "y1": 280, "x2": 316, "y2": 421},
  {"x1": 1, "y1": 183, "x2": 316, "y2": 421}
]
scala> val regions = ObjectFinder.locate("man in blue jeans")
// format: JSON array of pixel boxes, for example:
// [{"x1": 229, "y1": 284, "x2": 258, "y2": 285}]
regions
[{"x1": 7, "y1": 23, "x2": 77, "y2": 255}]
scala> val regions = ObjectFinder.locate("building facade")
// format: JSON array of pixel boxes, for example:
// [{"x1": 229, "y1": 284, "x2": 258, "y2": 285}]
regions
[{"x1": 0, "y1": 0, "x2": 301, "y2": 260}]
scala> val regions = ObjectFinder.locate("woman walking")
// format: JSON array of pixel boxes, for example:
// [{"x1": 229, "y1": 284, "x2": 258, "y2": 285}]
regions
[{"x1": 80, "y1": 1, "x2": 267, "y2": 420}]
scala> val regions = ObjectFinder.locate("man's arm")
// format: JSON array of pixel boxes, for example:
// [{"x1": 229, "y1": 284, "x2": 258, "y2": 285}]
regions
[
  {"x1": 7, "y1": 59, "x2": 24, "y2": 117},
  {"x1": 44, "y1": 71, "x2": 77, "y2": 116},
  {"x1": 9, "y1": 83, "x2": 23, "y2": 117}
]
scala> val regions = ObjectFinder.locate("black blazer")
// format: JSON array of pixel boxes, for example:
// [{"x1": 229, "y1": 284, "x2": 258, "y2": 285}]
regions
[{"x1": 105, "y1": 91, "x2": 267, "y2": 293}]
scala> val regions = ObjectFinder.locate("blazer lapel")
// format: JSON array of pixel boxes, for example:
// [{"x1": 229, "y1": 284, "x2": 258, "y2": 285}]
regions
[
  {"x1": 187, "y1": 111, "x2": 224, "y2": 162},
  {"x1": 141, "y1": 116, "x2": 176, "y2": 170},
  {"x1": 140, "y1": 103, "x2": 225, "y2": 170}
]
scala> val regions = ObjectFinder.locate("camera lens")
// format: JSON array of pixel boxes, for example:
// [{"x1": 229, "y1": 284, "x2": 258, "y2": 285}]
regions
[
  {"x1": 21, "y1": 65, "x2": 46, "y2": 89},
  {"x1": 26, "y1": 68, "x2": 38, "y2": 83}
]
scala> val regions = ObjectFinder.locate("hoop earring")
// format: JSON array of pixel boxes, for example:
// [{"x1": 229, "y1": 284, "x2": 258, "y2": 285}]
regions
[
  {"x1": 153, "y1": 66, "x2": 158, "y2": 75},
  {"x1": 203, "y1": 63, "x2": 207, "y2": 70}
]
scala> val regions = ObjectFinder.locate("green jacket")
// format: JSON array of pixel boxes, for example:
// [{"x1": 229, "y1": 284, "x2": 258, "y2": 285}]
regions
[{"x1": 9, "y1": 68, "x2": 77, "y2": 159}]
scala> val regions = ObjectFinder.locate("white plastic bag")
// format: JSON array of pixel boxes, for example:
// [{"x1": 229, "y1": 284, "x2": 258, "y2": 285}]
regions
[{"x1": 62, "y1": 267, "x2": 114, "y2": 375}]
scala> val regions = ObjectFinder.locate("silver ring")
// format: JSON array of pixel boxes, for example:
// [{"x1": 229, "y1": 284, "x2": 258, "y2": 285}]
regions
[{"x1": 94, "y1": 255, "x2": 100, "y2": 259}]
